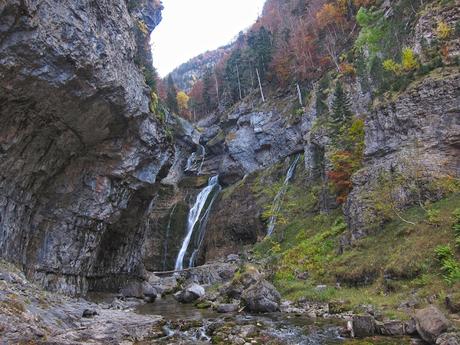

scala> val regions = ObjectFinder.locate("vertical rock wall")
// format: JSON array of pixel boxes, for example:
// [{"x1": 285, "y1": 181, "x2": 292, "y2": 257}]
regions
[{"x1": 0, "y1": 0, "x2": 171, "y2": 294}]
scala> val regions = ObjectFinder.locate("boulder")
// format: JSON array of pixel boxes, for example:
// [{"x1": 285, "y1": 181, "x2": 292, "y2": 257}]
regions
[
  {"x1": 142, "y1": 282, "x2": 158, "y2": 303},
  {"x1": 148, "y1": 274, "x2": 178, "y2": 295},
  {"x1": 415, "y1": 306, "x2": 450, "y2": 344},
  {"x1": 405, "y1": 318, "x2": 418, "y2": 335},
  {"x1": 239, "y1": 266, "x2": 262, "y2": 288},
  {"x1": 216, "y1": 304, "x2": 239, "y2": 313},
  {"x1": 174, "y1": 283, "x2": 205, "y2": 304},
  {"x1": 349, "y1": 315, "x2": 376, "y2": 338},
  {"x1": 376, "y1": 320, "x2": 405, "y2": 336},
  {"x1": 436, "y1": 332, "x2": 460, "y2": 345},
  {"x1": 241, "y1": 280, "x2": 281, "y2": 313},
  {"x1": 120, "y1": 281, "x2": 144, "y2": 299}
]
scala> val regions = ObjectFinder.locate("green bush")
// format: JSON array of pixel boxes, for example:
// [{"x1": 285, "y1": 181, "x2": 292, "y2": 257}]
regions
[{"x1": 435, "y1": 245, "x2": 460, "y2": 285}]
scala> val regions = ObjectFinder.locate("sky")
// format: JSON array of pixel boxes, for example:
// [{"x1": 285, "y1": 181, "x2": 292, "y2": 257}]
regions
[{"x1": 151, "y1": 0, "x2": 267, "y2": 77}]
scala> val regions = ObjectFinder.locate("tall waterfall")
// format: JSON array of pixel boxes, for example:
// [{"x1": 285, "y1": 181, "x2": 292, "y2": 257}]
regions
[
  {"x1": 174, "y1": 176, "x2": 221, "y2": 271},
  {"x1": 267, "y1": 154, "x2": 301, "y2": 236}
]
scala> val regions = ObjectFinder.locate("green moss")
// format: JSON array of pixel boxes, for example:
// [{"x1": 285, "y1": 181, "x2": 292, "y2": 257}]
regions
[{"x1": 257, "y1": 186, "x2": 460, "y2": 315}]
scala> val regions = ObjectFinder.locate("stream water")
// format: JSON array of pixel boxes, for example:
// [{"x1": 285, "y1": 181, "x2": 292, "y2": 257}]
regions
[{"x1": 136, "y1": 296, "x2": 345, "y2": 344}]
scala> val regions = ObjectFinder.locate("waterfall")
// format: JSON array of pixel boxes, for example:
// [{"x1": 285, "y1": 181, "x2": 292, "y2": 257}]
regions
[
  {"x1": 162, "y1": 204, "x2": 177, "y2": 271},
  {"x1": 174, "y1": 176, "x2": 221, "y2": 271},
  {"x1": 188, "y1": 180, "x2": 221, "y2": 268},
  {"x1": 185, "y1": 145, "x2": 206, "y2": 174},
  {"x1": 267, "y1": 154, "x2": 301, "y2": 236}
]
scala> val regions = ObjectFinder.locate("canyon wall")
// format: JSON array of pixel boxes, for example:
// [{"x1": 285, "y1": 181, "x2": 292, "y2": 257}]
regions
[{"x1": 0, "y1": 0, "x2": 172, "y2": 294}]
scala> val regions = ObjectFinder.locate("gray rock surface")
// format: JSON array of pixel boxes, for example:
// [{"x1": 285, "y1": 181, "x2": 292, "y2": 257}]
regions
[
  {"x1": 241, "y1": 279, "x2": 281, "y2": 313},
  {"x1": 174, "y1": 283, "x2": 205, "y2": 303},
  {"x1": 0, "y1": 0, "x2": 172, "y2": 295},
  {"x1": 415, "y1": 306, "x2": 451, "y2": 344},
  {"x1": 344, "y1": 68, "x2": 460, "y2": 243},
  {"x1": 0, "y1": 261, "x2": 164, "y2": 344}
]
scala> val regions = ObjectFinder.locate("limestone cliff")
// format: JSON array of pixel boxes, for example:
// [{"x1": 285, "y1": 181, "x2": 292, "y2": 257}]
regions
[{"x1": 0, "y1": 0, "x2": 171, "y2": 295}]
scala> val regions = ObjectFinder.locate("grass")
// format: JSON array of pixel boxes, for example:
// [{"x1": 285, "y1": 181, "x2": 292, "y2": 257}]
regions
[{"x1": 254, "y1": 186, "x2": 460, "y2": 318}]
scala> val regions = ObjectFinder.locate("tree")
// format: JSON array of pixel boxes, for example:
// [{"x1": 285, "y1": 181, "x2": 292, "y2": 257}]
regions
[
  {"x1": 330, "y1": 82, "x2": 353, "y2": 135},
  {"x1": 166, "y1": 75, "x2": 178, "y2": 114},
  {"x1": 176, "y1": 91, "x2": 189, "y2": 117}
]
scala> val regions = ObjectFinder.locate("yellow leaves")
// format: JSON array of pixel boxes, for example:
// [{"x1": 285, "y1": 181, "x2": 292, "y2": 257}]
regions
[
  {"x1": 176, "y1": 91, "x2": 189, "y2": 112},
  {"x1": 137, "y1": 20, "x2": 148, "y2": 35},
  {"x1": 383, "y1": 48, "x2": 418, "y2": 74},
  {"x1": 436, "y1": 21, "x2": 452, "y2": 40},
  {"x1": 383, "y1": 59, "x2": 403, "y2": 75},
  {"x1": 401, "y1": 48, "x2": 419, "y2": 71}
]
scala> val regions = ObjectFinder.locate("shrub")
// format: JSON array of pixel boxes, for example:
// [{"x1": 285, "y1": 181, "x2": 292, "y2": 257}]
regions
[
  {"x1": 401, "y1": 48, "x2": 419, "y2": 71},
  {"x1": 436, "y1": 21, "x2": 452, "y2": 40},
  {"x1": 435, "y1": 245, "x2": 460, "y2": 285},
  {"x1": 383, "y1": 59, "x2": 403, "y2": 75}
]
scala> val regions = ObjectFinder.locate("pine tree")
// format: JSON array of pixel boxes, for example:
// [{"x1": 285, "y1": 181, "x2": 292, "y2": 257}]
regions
[
  {"x1": 330, "y1": 82, "x2": 352, "y2": 128},
  {"x1": 166, "y1": 75, "x2": 178, "y2": 114}
]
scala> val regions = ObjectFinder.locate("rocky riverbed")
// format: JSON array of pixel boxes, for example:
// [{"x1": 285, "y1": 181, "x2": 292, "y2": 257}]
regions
[{"x1": 2, "y1": 258, "x2": 459, "y2": 344}]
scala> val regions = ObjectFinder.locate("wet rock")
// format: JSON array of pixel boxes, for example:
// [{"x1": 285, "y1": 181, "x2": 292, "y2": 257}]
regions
[
  {"x1": 349, "y1": 315, "x2": 376, "y2": 338},
  {"x1": 415, "y1": 306, "x2": 450, "y2": 344},
  {"x1": 241, "y1": 280, "x2": 281, "y2": 313},
  {"x1": 216, "y1": 303, "x2": 239, "y2": 313},
  {"x1": 174, "y1": 283, "x2": 205, "y2": 303},
  {"x1": 436, "y1": 332, "x2": 460, "y2": 345}
]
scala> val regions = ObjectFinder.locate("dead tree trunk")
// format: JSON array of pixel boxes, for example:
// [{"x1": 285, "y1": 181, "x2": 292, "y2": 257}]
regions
[{"x1": 256, "y1": 68, "x2": 265, "y2": 102}]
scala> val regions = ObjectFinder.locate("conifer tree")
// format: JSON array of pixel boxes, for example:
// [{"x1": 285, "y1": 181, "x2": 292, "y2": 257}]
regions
[
  {"x1": 166, "y1": 75, "x2": 178, "y2": 114},
  {"x1": 330, "y1": 82, "x2": 352, "y2": 128}
]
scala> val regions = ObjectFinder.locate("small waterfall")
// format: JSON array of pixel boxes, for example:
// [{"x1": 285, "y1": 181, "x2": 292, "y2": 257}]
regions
[
  {"x1": 185, "y1": 145, "x2": 206, "y2": 174},
  {"x1": 174, "y1": 176, "x2": 221, "y2": 271},
  {"x1": 162, "y1": 204, "x2": 177, "y2": 271},
  {"x1": 267, "y1": 154, "x2": 301, "y2": 236}
]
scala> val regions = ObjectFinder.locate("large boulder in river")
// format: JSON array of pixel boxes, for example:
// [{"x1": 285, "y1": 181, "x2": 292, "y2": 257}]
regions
[
  {"x1": 120, "y1": 281, "x2": 158, "y2": 302},
  {"x1": 415, "y1": 306, "x2": 450, "y2": 344},
  {"x1": 174, "y1": 283, "x2": 205, "y2": 303},
  {"x1": 241, "y1": 280, "x2": 281, "y2": 313}
]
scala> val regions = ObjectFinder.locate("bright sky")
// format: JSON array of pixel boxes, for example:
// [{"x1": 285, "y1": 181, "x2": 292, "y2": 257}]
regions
[{"x1": 151, "y1": 0, "x2": 266, "y2": 76}]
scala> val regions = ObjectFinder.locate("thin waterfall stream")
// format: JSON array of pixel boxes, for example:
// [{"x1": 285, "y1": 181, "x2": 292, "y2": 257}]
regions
[
  {"x1": 185, "y1": 144, "x2": 206, "y2": 174},
  {"x1": 267, "y1": 154, "x2": 301, "y2": 236},
  {"x1": 174, "y1": 176, "x2": 221, "y2": 271}
]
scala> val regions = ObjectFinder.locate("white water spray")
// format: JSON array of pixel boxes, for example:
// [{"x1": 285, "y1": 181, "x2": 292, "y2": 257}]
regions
[{"x1": 174, "y1": 176, "x2": 220, "y2": 271}]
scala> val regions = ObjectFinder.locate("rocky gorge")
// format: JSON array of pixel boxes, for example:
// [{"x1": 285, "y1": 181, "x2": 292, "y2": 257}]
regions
[{"x1": 1, "y1": 0, "x2": 460, "y2": 344}]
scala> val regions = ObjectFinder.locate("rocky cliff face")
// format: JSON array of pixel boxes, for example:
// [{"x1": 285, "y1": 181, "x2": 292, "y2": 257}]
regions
[
  {"x1": 0, "y1": 0, "x2": 172, "y2": 295},
  {"x1": 344, "y1": 68, "x2": 460, "y2": 242},
  {"x1": 169, "y1": 44, "x2": 233, "y2": 92}
]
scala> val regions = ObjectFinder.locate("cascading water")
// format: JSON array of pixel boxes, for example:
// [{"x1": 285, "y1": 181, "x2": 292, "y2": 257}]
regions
[
  {"x1": 188, "y1": 180, "x2": 222, "y2": 268},
  {"x1": 185, "y1": 145, "x2": 206, "y2": 174},
  {"x1": 174, "y1": 176, "x2": 221, "y2": 271},
  {"x1": 162, "y1": 204, "x2": 177, "y2": 271},
  {"x1": 266, "y1": 154, "x2": 301, "y2": 236}
]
